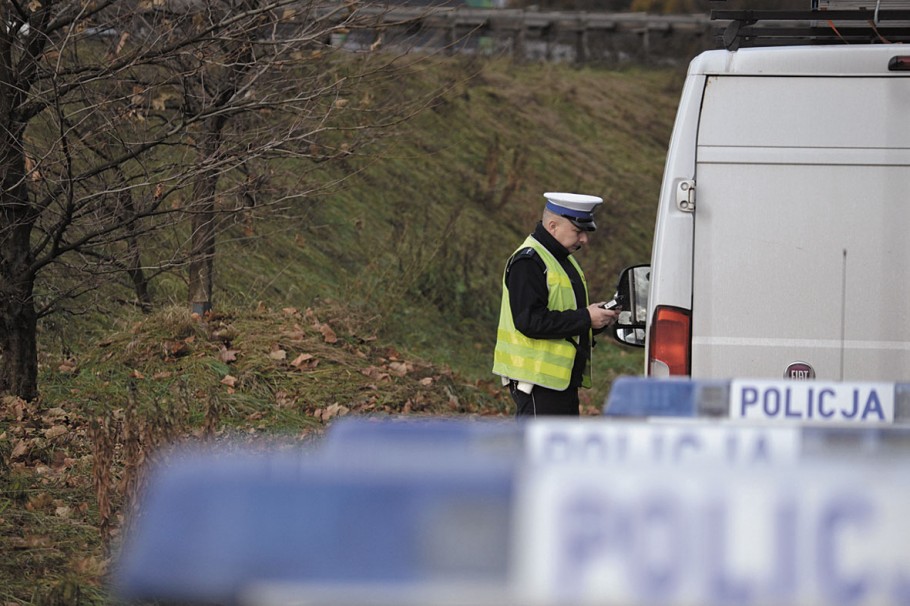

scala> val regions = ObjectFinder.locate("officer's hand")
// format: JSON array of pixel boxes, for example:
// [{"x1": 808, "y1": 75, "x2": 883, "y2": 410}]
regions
[{"x1": 588, "y1": 303, "x2": 619, "y2": 330}]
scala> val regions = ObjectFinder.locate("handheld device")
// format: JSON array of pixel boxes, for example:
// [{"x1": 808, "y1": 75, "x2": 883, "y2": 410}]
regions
[{"x1": 601, "y1": 294, "x2": 624, "y2": 310}]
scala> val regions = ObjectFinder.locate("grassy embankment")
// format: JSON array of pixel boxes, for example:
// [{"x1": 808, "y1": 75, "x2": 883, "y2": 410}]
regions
[{"x1": 0, "y1": 56, "x2": 684, "y2": 603}]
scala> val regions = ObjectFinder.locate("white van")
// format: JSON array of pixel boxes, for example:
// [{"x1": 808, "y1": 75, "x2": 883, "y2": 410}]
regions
[{"x1": 613, "y1": 39, "x2": 910, "y2": 381}]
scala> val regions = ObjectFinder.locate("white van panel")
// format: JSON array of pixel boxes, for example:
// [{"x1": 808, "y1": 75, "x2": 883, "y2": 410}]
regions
[
  {"x1": 642, "y1": 74, "x2": 705, "y2": 375},
  {"x1": 691, "y1": 75, "x2": 910, "y2": 380},
  {"x1": 690, "y1": 45, "x2": 908, "y2": 76},
  {"x1": 699, "y1": 76, "x2": 910, "y2": 149},
  {"x1": 647, "y1": 74, "x2": 704, "y2": 313}
]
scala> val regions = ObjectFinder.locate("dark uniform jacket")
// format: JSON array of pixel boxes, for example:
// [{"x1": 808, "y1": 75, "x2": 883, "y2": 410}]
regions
[{"x1": 505, "y1": 222, "x2": 594, "y2": 389}]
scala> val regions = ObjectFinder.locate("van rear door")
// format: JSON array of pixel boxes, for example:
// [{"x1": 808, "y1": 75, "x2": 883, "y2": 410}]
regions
[{"x1": 692, "y1": 73, "x2": 910, "y2": 380}]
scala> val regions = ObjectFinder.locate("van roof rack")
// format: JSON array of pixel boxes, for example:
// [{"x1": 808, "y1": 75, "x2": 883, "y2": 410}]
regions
[{"x1": 711, "y1": 9, "x2": 910, "y2": 49}]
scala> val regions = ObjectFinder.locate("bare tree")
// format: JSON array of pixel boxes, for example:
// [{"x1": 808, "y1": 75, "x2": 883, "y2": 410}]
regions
[{"x1": 0, "y1": 0, "x2": 441, "y2": 399}]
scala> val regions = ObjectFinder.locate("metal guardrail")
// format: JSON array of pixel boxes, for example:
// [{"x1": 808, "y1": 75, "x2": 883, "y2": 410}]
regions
[
  {"x1": 335, "y1": 5, "x2": 910, "y2": 62},
  {"x1": 133, "y1": 4, "x2": 910, "y2": 64},
  {"x1": 336, "y1": 7, "x2": 718, "y2": 64}
]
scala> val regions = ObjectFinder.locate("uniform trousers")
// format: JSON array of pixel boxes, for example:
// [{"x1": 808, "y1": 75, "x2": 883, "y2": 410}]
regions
[{"x1": 509, "y1": 381, "x2": 580, "y2": 417}]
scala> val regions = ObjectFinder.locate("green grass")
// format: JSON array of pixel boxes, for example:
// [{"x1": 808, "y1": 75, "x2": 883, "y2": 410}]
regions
[
  {"x1": 3, "y1": 55, "x2": 686, "y2": 603},
  {"x1": 206, "y1": 57, "x2": 682, "y2": 386}
]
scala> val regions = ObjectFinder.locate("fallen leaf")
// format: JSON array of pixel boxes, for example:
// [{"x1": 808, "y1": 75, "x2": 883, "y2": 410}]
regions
[
  {"x1": 131, "y1": 369, "x2": 145, "y2": 379},
  {"x1": 388, "y1": 361, "x2": 413, "y2": 376},
  {"x1": 2, "y1": 396, "x2": 26, "y2": 422},
  {"x1": 275, "y1": 391, "x2": 296, "y2": 408},
  {"x1": 291, "y1": 353, "x2": 318, "y2": 369},
  {"x1": 211, "y1": 327, "x2": 238, "y2": 342},
  {"x1": 11, "y1": 440, "x2": 29, "y2": 459},
  {"x1": 151, "y1": 91, "x2": 177, "y2": 111},
  {"x1": 319, "y1": 324, "x2": 337, "y2": 344},
  {"x1": 163, "y1": 340, "x2": 189, "y2": 358},
  {"x1": 26, "y1": 493, "x2": 54, "y2": 512},
  {"x1": 268, "y1": 347, "x2": 287, "y2": 361},
  {"x1": 19, "y1": 535, "x2": 52, "y2": 549},
  {"x1": 321, "y1": 403, "x2": 349, "y2": 422},
  {"x1": 419, "y1": 377, "x2": 434, "y2": 386},
  {"x1": 44, "y1": 425, "x2": 68, "y2": 440},
  {"x1": 58, "y1": 359, "x2": 78, "y2": 374},
  {"x1": 281, "y1": 328, "x2": 307, "y2": 341},
  {"x1": 42, "y1": 408, "x2": 67, "y2": 423},
  {"x1": 220, "y1": 375, "x2": 237, "y2": 388},
  {"x1": 219, "y1": 348, "x2": 238, "y2": 363},
  {"x1": 446, "y1": 386, "x2": 460, "y2": 408},
  {"x1": 360, "y1": 366, "x2": 390, "y2": 381},
  {"x1": 73, "y1": 556, "x2": 107, "y2": 576}
]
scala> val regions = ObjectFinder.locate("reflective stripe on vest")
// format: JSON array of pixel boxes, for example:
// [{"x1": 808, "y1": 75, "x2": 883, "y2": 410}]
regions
[{"x1": 492, "y1": 235, "x2": 592, "y2": 390}]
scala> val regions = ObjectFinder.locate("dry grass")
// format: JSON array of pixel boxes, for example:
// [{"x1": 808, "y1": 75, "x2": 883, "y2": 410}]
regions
[
  {"x1": 0, "y1": 56, "x2": 684, "y2": 604},
  {"x1": 3, "y1": 302, "x2": 513, "y2": 604}
]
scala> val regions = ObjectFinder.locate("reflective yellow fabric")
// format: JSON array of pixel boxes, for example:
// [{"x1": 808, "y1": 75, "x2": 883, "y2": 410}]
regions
[{"x1": 492, "y1": 236, "x2": 592, "y2": 390}]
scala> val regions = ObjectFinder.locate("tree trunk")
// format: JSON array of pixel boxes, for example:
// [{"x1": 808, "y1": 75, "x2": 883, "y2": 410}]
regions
[
  {"x1": 187, "y1": 125, "x2": 225, "y2": 316},
  {"x1": 0, "y1": 277, "x2": 39, "y2": 401},
  {"x1": 0, "y1": 137, "x2": 39, "y2": 400},
  {"x1": 187, "y1": 190, "x2": 216, "y2": 316},
  {"x1": 117, "y1": 178, "x2": 153, "y2": 312}
]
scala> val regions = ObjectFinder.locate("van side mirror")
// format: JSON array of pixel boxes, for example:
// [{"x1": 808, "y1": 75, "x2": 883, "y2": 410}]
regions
[{"x1": 611, "y1": 264, "x2": 650, "y2": 347}]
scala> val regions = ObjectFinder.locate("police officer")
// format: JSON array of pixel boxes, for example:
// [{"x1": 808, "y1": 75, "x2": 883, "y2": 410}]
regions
[{"x1": 492, "y1": 192, "x2": 619, "y2": 417}]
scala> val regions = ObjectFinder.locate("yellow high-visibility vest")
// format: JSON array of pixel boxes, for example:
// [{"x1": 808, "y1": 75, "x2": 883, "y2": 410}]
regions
[{"x1": 492, "y1": 236, "x2": 592, "y2": 390}]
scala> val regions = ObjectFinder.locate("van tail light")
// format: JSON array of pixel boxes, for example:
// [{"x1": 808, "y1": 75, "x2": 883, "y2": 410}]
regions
[
  {"x1": 889, "y1": 56, "x2": 910, "y2": 71},
  {"x1": 648, "y1": 305, "x2": 691, "y2": 376}
]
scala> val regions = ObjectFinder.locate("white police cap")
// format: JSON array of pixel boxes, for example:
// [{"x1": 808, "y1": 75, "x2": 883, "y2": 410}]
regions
[{"x1": 543, "y1": 192, "x2": 603, "y2": 231}]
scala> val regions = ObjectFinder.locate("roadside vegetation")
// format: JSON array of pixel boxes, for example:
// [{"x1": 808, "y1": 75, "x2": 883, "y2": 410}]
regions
[{"x1": 1, "y1": 51, "x2": 683, "y2": 604}]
